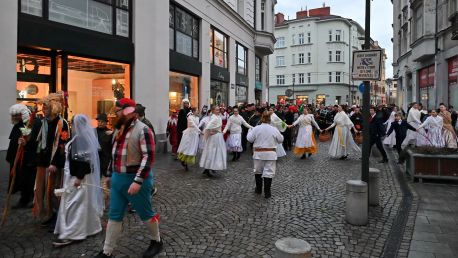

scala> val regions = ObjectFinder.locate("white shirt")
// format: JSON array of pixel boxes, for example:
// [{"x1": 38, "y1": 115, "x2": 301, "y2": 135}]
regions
[
  {"x1": 407, "y1": 108, "x2": 421, "y2": 124},
  {"x1": 247, "y1": 123, "x2": 284, "y2": 160},
  {"x1": 223, "y1": 114, "x2": 252, "y2": 134},
  {"x1": 293, "y1": 114, "x2": 320, "y2": 129}
]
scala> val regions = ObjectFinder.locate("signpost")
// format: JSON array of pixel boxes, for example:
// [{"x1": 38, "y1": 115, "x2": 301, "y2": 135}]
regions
[{"x1": 352, "y1": 50, "x2": 382, "y2": 81}]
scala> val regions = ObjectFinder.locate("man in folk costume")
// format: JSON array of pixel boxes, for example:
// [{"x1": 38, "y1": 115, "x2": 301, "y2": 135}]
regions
[
  {"x1": 223, "y1": 107, "x2": 253, "y2": 161},
  {"x1": 369, "y1": 107, "x2": 389, "y2": 163},
  {"x1": 325, "y1": 105, "x2": 360, "y2": 160},
  {"x1": 402, "y1": 102, "x2": 428, "y2": 147},
  {"x1": 34, "y1": 92, "x2": 69, "y2": 226},
  {"x1": 167, "y1": 110, "x2": 179, "y2": 155},
  {"x1": 6, "y1": 104, "x2": 41, "y2": 209},
  {"x1": 95, "y1": 98, "x2": 162, "y2": 258},
  {"x1": 439, "y1": 104, "x2": 458, "y2": 148},
  {"x1": 177, "y1": 99, "x2": 191, "y2": 147},
  {"x1": 247, "y1": 111, "x2": 284, "y2": 198}
]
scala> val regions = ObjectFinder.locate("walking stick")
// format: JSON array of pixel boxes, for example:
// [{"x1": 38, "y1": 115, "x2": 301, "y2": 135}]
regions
[{"x1": 1, "y1": 144, "x2": 24, "y2": 226}]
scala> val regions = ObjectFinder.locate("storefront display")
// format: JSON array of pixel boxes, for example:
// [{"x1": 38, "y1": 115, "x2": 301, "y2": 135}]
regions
[
  {"x1": 210, "y1": 80, "x2": 228, "y2": 107},
  {"x1": 316, "y1": 94, "x2": 326, "y2": 105},
  {"x1": 235, "y1": 85, "x2": 247, "y2": 105},
  {"x1": 169, "y1": 71, "x2": 199, "y2": 113},
  {"x1": 418, "y1": 65, "x2": 435, "y2": 110},
  {"x1": 296, "y1": 95, "x2": 308, "y2": 105},
  {"x1": 449, "y1": 56, "x2": 458, "y2": 108}
]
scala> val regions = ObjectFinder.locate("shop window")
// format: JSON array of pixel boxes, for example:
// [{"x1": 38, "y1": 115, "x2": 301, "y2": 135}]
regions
[
  {"x1": 296, "y1": 95, "x2": 308, "y2": 105},
  {"x1": 169, "y1": 71, "x2": 199, "y2": 113},
  {"x1": 21, "y1": 0, "x2": 43, "y2": 16},
  {"x1": 236, "y1": 85, "x2": 248, "y2": 105},
  {"x1": 210, "y1": 80, "x2": 228, "y2": 107},
  {"x1": 16, "y1": 53, "x2": 52, "y2": 105},
  {"x1": 170, "y1": 4, "x2": 199, "y2": 59},
  {"x1": 210, "y1": 28, "x2": 228, "y2": 68},
  {"x1": 449, "y1": 57, "x2": 458, "y2": 107},
  {"x1": 316, "y1": 94, "x2": 326, "y2": 105}
]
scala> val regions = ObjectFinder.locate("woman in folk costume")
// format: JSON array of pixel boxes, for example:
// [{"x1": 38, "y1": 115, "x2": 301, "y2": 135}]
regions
[
  {"x1": 402, "y1": 103, "x2": 428, "y2": 147},
  {"x1": 439, "y1": 104, "x2": 458, "y2": 148},
  {"x1": 222, "y1": 107, "x2": 253, "y2": 161},
  {"x1": 417, "y1": 109, "x2": 445, "y2": 148},
  {"x1": 198, "y1": 109, "x2": 211, "y2": 153},
  {"x1": 200, "y1": 105, "x2": 227, "y2": 177},
  {"x1": 53, "y1": 114, "x2": 103, "y2": 247},
  {"x1": 383, "y1": 106, "x2": 398, "y2": 146},
  {"x1": 177, "y1": 108, "x2": 201, "y2": 171},
  {"x1": 289, "y1": 108, "x2": 322, "y2": 159},
  {"x1": 325, "y1": 105, "x2": 360, "y2": 160},
  {"x1": 268, "y1": 107, "x2": 287, "y2": 158},
  {"x1": 166, "y1": 110, "x2": 179, "y2": 155},
  {"x1": 34, "y1": 92, "x2": 70, "y2": 226}
]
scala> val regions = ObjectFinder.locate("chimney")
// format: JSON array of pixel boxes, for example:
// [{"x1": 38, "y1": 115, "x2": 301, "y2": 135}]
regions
[
  {"x1": 308, "y1": 6, "x2": 331, "y2": 17},
  {"x1": 275, "y1": 13, "x2": 285, "y2": 25},
  {"x1": 296, "y1": 10, "x2": 308, "y2": 19}
]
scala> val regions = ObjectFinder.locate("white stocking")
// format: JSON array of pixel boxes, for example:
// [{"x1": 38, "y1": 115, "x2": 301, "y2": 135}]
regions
[{"x1": 103, "y1": 220, "x2": 122, "y2": 255}]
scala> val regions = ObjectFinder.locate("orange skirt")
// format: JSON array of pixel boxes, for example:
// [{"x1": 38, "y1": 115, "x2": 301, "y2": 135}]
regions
[{"x1": 293, "y1": 133, "x2": 318, "y2": 156}]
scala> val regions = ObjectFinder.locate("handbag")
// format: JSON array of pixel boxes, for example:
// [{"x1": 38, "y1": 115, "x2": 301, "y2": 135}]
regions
[
  {"x1": 354, "y1": 133, "x2": 363, "y2": 144},
  {"x1": 69, "y1": 156, "x2": 91, "y2": 178},
  {"x1": 319, "y1": 131, "x2": 331, "y2": 142}
]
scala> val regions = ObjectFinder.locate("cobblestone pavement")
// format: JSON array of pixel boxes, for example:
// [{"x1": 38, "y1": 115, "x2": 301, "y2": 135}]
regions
[{"x1": 0, "y1": 142, "x2": 408, "y2": 258}]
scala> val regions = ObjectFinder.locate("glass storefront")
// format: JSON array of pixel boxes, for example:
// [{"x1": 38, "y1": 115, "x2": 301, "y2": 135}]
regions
[
  {"x1": 449, "y1": 56, "x2": 458, "y2": 108},
  {"x1": 169, "y1": 71, "x2": 199, "y2": 113},
  {"x1": 316, "y1": 94, "x2": 326, "y2": 105},
  {"x1": 418, "y1": 65, "x2": 435, "y2": 110},
  {"x1": 296, "y1": 95, "x2": 308, "y2": 105},
  {"x1": 235, "y1": 85, "x2": 247, "y2": 105},
  {"x1": 210, "y1": 80, "x2": 228, "y2": 107}
]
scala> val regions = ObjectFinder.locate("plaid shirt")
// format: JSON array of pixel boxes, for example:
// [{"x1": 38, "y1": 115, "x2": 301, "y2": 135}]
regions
[{"x1": 110, "y1": 119, "x2": 155, "y2": 182}]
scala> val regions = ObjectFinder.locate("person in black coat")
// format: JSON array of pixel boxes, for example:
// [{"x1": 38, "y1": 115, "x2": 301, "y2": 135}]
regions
[
  {"x1": 369, "y1": 107, "x2": 388, "y2": 163},
  {"x1": 386, "y1": 112, "x2": 417, "y2": 156},
  {"x1": 95, "y1": 114, "x2": 113, "y2": 178},
  {"x1": 177, "y1": 99, "x2": 191, "y2": 146},
  {"x1": 283, "y1": 106, "x2": 295, "y2": 151}
]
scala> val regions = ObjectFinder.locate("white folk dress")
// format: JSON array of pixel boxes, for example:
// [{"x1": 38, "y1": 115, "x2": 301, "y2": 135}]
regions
[
  {"x1": 177, "y1": 114, "x2": 201, "y2": 164},
  {"x1": 270, "y1": 113, "x2": 287, "y2": 157},
  {"x1": 328, "y1": 111, "x2": 361, "y2": 158},
  {"x1": 223, "y1": 114, "x2": 252, "y2": 152},
  {"x1": 293, "y1": 114, "x2": 320, "y2": 155},
  {"x1": 402, "y1": 108, "x2": 428, "y2": 147},
  {"x1": 383, "y1": 111, "x2": 397, "y2": 146},
  {"x1": 198, "y1": 115, "x2": 211, "y2": 152},
  {"x1": 200, "y1": 114, "x2": 227, "y2": 171},
  {"x1": 54, "y1": 140, "x2": 102, "y2": 240},
  {"x1": 418, "y1": 116, "x2": 445, "y2": 148}
]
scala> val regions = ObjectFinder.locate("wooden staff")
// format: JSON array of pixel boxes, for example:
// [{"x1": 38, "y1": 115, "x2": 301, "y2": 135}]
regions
[{"x1": 1, "y1": 142, "x2": 24, "y2": 226}]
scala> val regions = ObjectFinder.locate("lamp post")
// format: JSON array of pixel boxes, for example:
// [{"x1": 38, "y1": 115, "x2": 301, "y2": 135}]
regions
[{"x1": 361, "y1": 0, "x2": 371, "y2": 184}]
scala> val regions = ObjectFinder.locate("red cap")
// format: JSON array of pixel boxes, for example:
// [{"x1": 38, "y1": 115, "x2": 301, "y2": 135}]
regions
[{"x1": 116, "y1": 98, "x2": 136, "y2": 109}]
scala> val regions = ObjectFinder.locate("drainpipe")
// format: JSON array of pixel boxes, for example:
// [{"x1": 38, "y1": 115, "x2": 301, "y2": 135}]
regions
[{"x1": 434, "y1": 0, "x2": 439, "y2": 107}]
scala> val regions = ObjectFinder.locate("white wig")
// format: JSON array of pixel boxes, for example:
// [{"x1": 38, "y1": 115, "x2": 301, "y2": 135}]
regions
[
  {"x1": 182, "y1": 99, "x2": 190, "y2": 103},
  {"x1": 9, "y1": 104, "x2": 31, "y2": 123}
]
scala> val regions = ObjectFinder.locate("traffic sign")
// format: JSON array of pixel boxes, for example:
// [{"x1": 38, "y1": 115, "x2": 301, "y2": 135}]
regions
[
  {"x1": 358, "y1": 83, "x2": 365, "y2": 93},
  {"x1": 352, "y1": 50, "x2": 382, "y2": 81},
  {"x1": 285, "y1": 89, "x2": 293, "y2": 97}
]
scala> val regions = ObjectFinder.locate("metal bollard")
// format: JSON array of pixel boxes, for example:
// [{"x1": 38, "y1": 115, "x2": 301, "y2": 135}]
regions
[
  {"x1": 345, "y1": 180, "x2": 368, "y2": 225},
  {"x1": 369, "y1": 168, "x2": 380, "y2": 206},
  {"x1": 275, "y1": 238, "x2": 312, "y2": 258}
]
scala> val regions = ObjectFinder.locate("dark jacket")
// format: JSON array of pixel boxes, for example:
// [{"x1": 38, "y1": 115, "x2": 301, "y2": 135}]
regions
[
  {"x1": 177, "y1": 107, "x2": 190, "y2": 134},
  {"x1": 386, "y1": 120, "x2": 417, "y2": 143},
  {"x1": 369, "y1": 114, "x2": 385, "y2": 139},
  {"x1": 6, "y1": 119, "x2": 42, "y2": 167},
  {"x1": 350, "y1": 113, "x2": 364, "y2": 130},
  {"x1": 96, "y1": 127, "x2": 113, "y2": 177}
]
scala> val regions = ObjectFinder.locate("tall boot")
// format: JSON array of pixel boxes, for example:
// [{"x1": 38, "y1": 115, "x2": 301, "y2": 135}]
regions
[
  {"x1": 102, "y1": 220, "x2": 123, "y2": 256},
  {"x1": 232, "y1": 152, "x2": 237, "y2": 161},
  {"x1": 255, "y1": 174, "x2": 263, "y2": 194},
  {"x1": 235, "y1": 152, "x2": 241, "y2": 161},
  {"x1": 264, "y1": 178, "x2": 272, "y2": 198},
  {"x1": 143, "y1": 214, "x2": 163, "y2": 258}
]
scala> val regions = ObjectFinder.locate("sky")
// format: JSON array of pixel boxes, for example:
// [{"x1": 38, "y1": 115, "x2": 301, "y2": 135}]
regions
[{"x1": 275, "y1": 0, "x2": 394, "y2": 78}]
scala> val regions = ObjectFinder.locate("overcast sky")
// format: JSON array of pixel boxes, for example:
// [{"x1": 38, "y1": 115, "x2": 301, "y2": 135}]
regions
[{"x1": 276, "y1": 0, "x2": 394, "y2": 78}]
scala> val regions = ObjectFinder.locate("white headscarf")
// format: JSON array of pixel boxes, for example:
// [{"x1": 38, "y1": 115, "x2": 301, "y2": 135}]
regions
[{"x1": 9, "y1": 104, "x2": 31, "y2": 123}]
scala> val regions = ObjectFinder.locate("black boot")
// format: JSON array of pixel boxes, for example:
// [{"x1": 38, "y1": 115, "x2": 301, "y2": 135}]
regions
[
  {"x1": 264, "y1": 178, "x2": 272, "y2": 198},
  {"x1": 232, "y1": 152, "x2": 237, "y2": 161},
  {"x1": 143, "y1": 240, "x2": 163, "y2": 258},
  {"x1": 235, "y1": 152, "x2": 241, "y2": 161},
  {"x1": 300, "y1": 154, "x2": 306, "y2": 159},
  {"x1": 255, "y1": 174, "x2": 263, "y2": 194}
]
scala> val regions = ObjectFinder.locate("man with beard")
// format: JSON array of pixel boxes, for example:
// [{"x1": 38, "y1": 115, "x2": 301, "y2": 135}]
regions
[
  {"x1": 177, "y1": 99, "x2": 191, "y2": 147},
  {"x1": 95, "y1": 98, "x2": 162, "y2": 258},
  {"x1": 6, "y1": 104, "x2": 41, "y2": 209}
]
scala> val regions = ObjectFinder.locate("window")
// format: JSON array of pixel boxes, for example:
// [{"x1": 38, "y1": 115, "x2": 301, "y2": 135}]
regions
[
  {"x1": 329, "y1": 30, "x2": 333, "y2": 41},
  {"x1": 236, "y1": 43, "x2": 248, "y2": 75},
  {"x1": 329, "y1": 72, "x2": 333, "y2": 82},
  {"x1": 307, "y1": 32, "x2": 311, "y2": 43},
  {"x1": 210, "y1": 28, "x2": 228, "y2": 68},
  {"x1": 292, "y1": 74, "x2": 296, "y2": 84},
  {"x1": 261, "y1": 0, "x2": 265, "y2": 30},
  {"x1": 299, "y1": 53, "x2": 305, "y2": 64},
  {"x1": 335, "y1": 30, "x2": 342, "y2": 41},
  {"x1": 336, "y1": 51, "x2": 341, "y2": 62},
  {"x1": 210, "y1": 80, "x2": 229, "y2": 106},
  {"x1": 292, "y1": 34, "x2": 296, "y2": 45},
  {"x1": 413, "y1": 4, "x2": 424, "y2": 40},
  {"x1": 276, "y1": 37, "x2": 285, "y2": 48},
  {"x1": 170, "y1": 71, "x2": 199, "y2": 114},
  {"x1": 307, "y1": 73, "x2": 311, "y2": 83},
  {"x1": 292, "y1": 54, "x2": 296, "y2": 65},
  {"x1": 255, "y1": 56, "x2": 262, "y2": 82},
  {"x1": 299, "y1": 73, "x2": 305, "y2": 84},
  {"x1": 328, "y1": 51, "x2": 332, "y2": 62},
  {"x1": 236, "y1": 85, "x2": 248, "y2": 104},
  {"x1": 298, "y1": 33, "x2": 305, "y2": 44},
  {"x1": 276, "y1": 56, "x2": 285, "y2": 66},
  {"x1": 116, "y1": 0, "x2": 130, "y2": 37},
  {"x1": 21, "y1": 0, "x2": 42, "y2": 16},
  {"x1": 277, "y1": 75, "x2": 285, "y2": 85},
  {"x1": 336, "y1": 72, "x2": 341, "y2": 83},
  {"x1": 170, "y1": 4, "x2": 199, "y2": 58},
  {"x1": 307, "y1": 52, "x2": 311, "y2": 63}
]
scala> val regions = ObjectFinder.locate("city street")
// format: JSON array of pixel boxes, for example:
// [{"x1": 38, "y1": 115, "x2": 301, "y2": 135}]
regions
[{"x1": 0, "y1": 142, "x2": 419, "y2": 258}]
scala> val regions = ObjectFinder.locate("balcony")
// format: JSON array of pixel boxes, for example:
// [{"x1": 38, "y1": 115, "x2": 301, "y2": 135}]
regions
[{"x1": 255, "y1": 31, "x2": 276, "y2": 55}]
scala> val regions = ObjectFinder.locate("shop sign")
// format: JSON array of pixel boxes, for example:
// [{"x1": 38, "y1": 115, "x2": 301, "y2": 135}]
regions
[
  {"x1": 449, "y1": 56, "x2": 458, "y2": 83},
  {"x1": 211, "y1": 65, "x2": 229, "y2": 82},
  {"x1": 255, "y1": 81, "x2": 263, "y2": 90},
  {"x1": 351, "y1": 50, "x2": 382, "y2": 80}
]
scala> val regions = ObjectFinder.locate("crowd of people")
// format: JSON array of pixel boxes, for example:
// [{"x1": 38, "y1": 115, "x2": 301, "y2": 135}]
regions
[{"x1": 5, "y1": 93, "x2": 458, "y2": 257}]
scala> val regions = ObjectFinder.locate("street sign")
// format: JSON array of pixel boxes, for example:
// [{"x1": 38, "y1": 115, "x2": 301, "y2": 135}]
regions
[
  {"x1": 285, "y1": 89, "x2": 293, "y2": 97},
  {"x1": 358, "y1": 83, "x2": 365, "y2": 93},
  {"x1": 352, "y1": 50, "x2": 382, "y2": 81}
]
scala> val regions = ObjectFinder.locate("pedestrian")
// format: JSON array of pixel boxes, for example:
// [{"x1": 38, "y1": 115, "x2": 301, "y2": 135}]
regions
[
  {"x1": 368, "y1": 107, "x2": 389, "y2": 163},
  {"x1": 166, "y1": 110, "x2": 179, "y2": 155},
  {"x1": 247, "y1": 111, "x2": 284, "y2": 198},
  {"x1": 6, "y1": 104, "x2": 41, "y2": 209},
  {"x1": 34, "y1": 92, "x2": 69, "y2": 227},
  {"x1": 53, "y1": 114, "x2": 103, "y2": 247},
  {"x1": 439, "y1": 104, "x2": 458, "y2": 148},
  {"x1": 386, "y1": 112, "x2": 417, "y2": 157},
  {"x1": 95, "y1": 113, "x2": 113, "y2": 207},
  {"x1": 223, "y1": 107, "x2": 252, "y2": 161},
  {"x1": 269, "y1": 107, "x2": 287, "y2": 158},
  {"x1": 289, "y1": 108, "x2": 322, "y2": 159},
  {"x1": 136, "y1": 104, "x2": 156, "y2": 141},
  {"x1": 95, "y1": 98, "x2": 162, "y2": 258},
  {"x1": 200, "y1": 105, "x2": 227, "y2": 177},
  {"x1": 417, "y1": 109, "x2": 445, "y2": 148},
  {"x1": 325, "y1": 105, "x2": 360, "y2": 160},
  {"x1": 402, "y1": 102, "x2": 428, "y2": 147},
  {"x1": 350, "y1": 107, "x2": 363, "y2": 135},
  {"x1": 177, "y1": 107, "x2": 201, "y2": 171},
  {"x1": 177, "y1": 99, "x2": 191, "y2": 146},
  {"x1": 282, "y1": 106, "x2": 294, "y2": 151}
]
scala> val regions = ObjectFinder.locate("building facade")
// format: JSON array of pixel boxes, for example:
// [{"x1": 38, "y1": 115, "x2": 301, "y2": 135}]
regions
[
  {"x1": 392, "y1": 0, "x2": 458, "y2": 111},
  {"x1": 268, "y1": 6, "x2": 369, "y2": 106},
  {"x1": 0, "y1": 0, "x2": 276, "y2": 150}
]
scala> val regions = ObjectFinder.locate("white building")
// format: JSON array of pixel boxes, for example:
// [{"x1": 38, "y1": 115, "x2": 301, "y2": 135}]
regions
[
  {"x1": 392, "y1": 0, "x2": 458, "y2": 111},
  {"x1": 0, "y1": 0, "x2": 276, "y2": 150},
  {"x1": 268, "y1": 6, "x2": 368, "y2": 106}
]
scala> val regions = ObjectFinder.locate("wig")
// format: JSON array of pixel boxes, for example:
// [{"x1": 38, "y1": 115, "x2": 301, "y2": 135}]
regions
[
  {"x1": 9, "y1": 104, "x2": 31, "y2": 123},
  {"x1": 39, "y1": 91, "x2": 65, "y2": 116}
]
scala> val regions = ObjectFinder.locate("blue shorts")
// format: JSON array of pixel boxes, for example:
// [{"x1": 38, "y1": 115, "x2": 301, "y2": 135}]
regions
[{"x1": 109, "y1": 171, "x2": 156, "y2": 222}]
